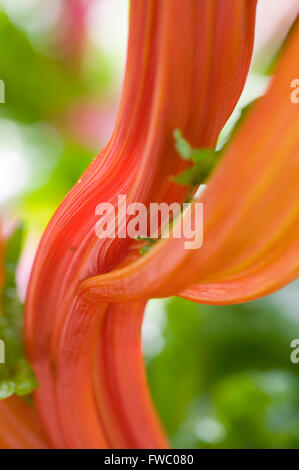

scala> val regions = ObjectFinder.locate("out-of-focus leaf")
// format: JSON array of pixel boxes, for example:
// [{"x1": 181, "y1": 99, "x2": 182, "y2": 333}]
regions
[
  {"x1": 0, "y1": 224, "x2": 38, "y2": 399},
  {"x1": 173, "y1": 129, "x2": 219, "y2": 186},
  {"x1": 146, "y1": 293, "x2": 299, "y2": 448}
]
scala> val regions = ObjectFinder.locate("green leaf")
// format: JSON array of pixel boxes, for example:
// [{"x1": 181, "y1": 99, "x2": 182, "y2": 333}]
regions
[
  {"x1": 172, "y1": 165, "x2": 203, "y2": 186},
  {"x1": 0, "y1": 380, "x2": 15, "y2": 399},
  {"x1": 0, "y1": 224, "x2": 38, "y2": 399},
  {"x1": 173, "y1": 129, "x2": 194, "y2": 160},
  {"x1": 173, "y1": 129, "x2": 220, "y2": 187},
  {"x1": 136, "y1": 236, "x2": 159, "y2": 256},
  {"x1": 14, "y1": 362, "x2": 38, "y2": 396}
]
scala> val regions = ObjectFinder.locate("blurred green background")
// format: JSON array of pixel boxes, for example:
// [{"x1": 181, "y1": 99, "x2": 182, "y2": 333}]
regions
[{"x1": 0, "y1": 0, "x2": 299, "y2": 449}]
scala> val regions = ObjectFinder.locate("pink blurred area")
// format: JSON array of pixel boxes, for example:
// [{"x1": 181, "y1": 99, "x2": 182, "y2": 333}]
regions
[
  {"x1": 254, "y1": 0, "x2": 299, "y2": 57},
  {"x1": 62, "y1": 100, "x2": 118, "y2": 152},
  {"x1": 56, "y1": 0, "x2": 90, "y2": 60}
]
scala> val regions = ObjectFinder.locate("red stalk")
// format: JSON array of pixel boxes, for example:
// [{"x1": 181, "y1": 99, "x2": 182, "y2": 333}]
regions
[{"x1": 25, "y1": 0, "x2": 257, "y2": 448}]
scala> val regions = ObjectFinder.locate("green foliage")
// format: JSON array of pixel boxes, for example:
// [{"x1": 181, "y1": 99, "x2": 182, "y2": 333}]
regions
[
  {"x1": 0, "y1": 12, "x2": 87, "y2": 122},
  {"x1": 136, "y1": 237, "x2": 159, "y2": 255},
  {"x1": 0, "y1": 225, "x2": 37, "y2": 399},
  {"x1": 146, "y1": 293, "x2": 299, "y2": 448},
  {"x1": 173, "y1": 129, "x2": 220, "y2": 186}
]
